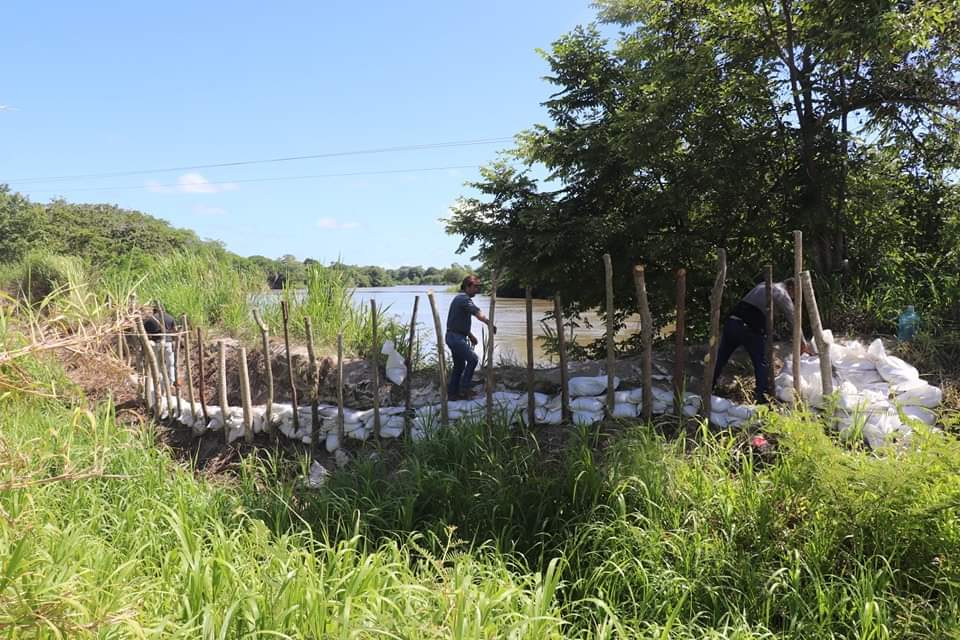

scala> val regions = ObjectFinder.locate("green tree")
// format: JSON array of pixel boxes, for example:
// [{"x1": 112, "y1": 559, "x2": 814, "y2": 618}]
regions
[{"x1": 448, "y1": 0, "x2": 960, "y2": 330}]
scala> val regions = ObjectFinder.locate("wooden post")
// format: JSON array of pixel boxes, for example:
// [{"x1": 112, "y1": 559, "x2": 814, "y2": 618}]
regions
[
  {"x1": 764, "y1": 265, "x2": 775, "y2": 399},
  {"x1": 239, "y1": 347, "x2": 253, "y2": 443},
  {"x1": 370, "y1": 300, "x2": 381, "y2": 437},
  {"x1": 633, "y1": 266, "x2": 653, "y2": 422},
  {"x1": 281, "y1": 300, "x2": 299, "y2": 431},
  {"x1": 218, "y1": 340, "x2": 228, "y2": 444},
  {"x1": 337, "y1": 333, "x2": 345, "y2": 441},
  {"x1": 801, "y1": 270, "x2": 833, "y2": 397},
  {"x1": 793, "y1": 230, "x2": 803, "y2": 399},
  {"x1": 173, "y1": 331, "x2": 183, "y2": 419},
  {"x1": 427, "y1": 290, "x2": 449, "y2": 427},
  {"x1": 404, "y1": 296, "x2": 420, "y2": 441},
  {"x1": 525, "y1": 286, "x2": 535, "y2": 429},
  {"x1": 304, "y1": 317, "x2": 320, "y2": 451},
  {"x1": 252, "y1": 309, "x2": 274, "y2": 436},
  {"x1": 485, "y1": 272, "x2": 497, "y2": 427},
  {"x1": 700, "y1": 249, "x2": 727, "y2": 421},
  {"x1": 603, "y1": 254, "x2": 616, "y2": 416},
  {"x1": 674, "y1": 268, "x2": 686, "y2": 415},
  {"x1": 196, "y1": 327, "x2": 208, "y2": 423},
  {"x1": 182, "y1": 316, "x2": 196, "y2": 421},
  {"x1": 554, "y1": 295, "x2": 571, "y2": 423},
  {"x1": 136, "y1": 316, "x2": 163, "y2": 420},
  {"x1": 157, "y1": 335, "x2": 175, "y2": 419}
]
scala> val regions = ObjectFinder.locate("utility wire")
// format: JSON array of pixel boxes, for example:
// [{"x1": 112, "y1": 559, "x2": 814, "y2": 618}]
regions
[
  {"x1": 1, "y1": 137, "x2": 513, "y2": 185},
  {"x1": 24, "y1": 164, "x2": 481, "y2": 195}
]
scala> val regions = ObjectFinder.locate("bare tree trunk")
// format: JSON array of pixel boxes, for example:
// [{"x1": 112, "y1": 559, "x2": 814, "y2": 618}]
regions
[
  {"x1": 218, "y1": 340, "x2": 228, "y2": 444},
  {"x1": 554, "y1": 295, "x2": 571, "y2": 423},
  {"x1": 427, "y1": 291, "x2": 448, "y2": 427},
  {"x1": 700, "y1": 249, "x2": 727, "y2": 421},
  {"x1": 252, "y1": 309, "x2": 274, "y2": 437},
  {"x1": 239, "y1": 347, "x2": 253, "y2": 443},
  {"x1": 304, "y1": 318, "x2": 319, "y2": 452},
  {"x1": 370, "y1": 300, "x2": 381, "y2": 437},
  {"x1": 525, "y1": 286, "x2": 535, "y2": 429},
  {"x1": 405, "y1": 296, "x2": 419, "y2": 441},
  {"x1": 603, "y1": 255, "x2": 616, "y2": 416},
  {"x1": 673, "y1": 268, "x2": 686, "y2": 415},
  {"x1": 485, "y1": 272, "x2": 497, "y2": 428},
  {"x1": 801, "y1": 270, "x2": 833, "y2": 397},
  {"x1": 793, "y1": 230, "x2": 804, "y2": 401},
  {"x1": 765, "y1": 265, "x2": 775, "y2": 399},
  {"x1": 281, "y1": 300, "x2": 299, "y2": 431}
]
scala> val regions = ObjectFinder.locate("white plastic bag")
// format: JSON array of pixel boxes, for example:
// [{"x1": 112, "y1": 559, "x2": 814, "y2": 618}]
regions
[
  {"x1": 381, "y1": 340, "x2": 407, "y2": 385},
  {"x1": 611, "y1": 402, "x2": 638, "y2": 418},
  {"x1": 568, "y1": 375, "x2": 619, "y2": 397}
]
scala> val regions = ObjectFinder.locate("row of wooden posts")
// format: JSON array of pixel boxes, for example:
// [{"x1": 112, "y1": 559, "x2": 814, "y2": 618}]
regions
[{"x1": 130, "y1": 230, "x2": 833, "y2": 452}]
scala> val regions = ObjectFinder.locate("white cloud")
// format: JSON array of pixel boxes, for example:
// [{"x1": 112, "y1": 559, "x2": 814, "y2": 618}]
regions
[
  {"x1": 316, "y1": 217, "x2": 360, "y2": 230},
  {"x1": 0, "y1": 104, "x2": 16, "y2": 112},
  {"x1": 193, "y1": 204, "x2": 226, "y2": 216},
  {"x1": 144, "y1": 172, "x2": 238, "y2": 194}
]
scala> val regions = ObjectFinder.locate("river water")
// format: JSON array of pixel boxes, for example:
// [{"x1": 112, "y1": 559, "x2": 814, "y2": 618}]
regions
[{"x1": 348, "y1": 285, "x2": 639, "y2": 366}]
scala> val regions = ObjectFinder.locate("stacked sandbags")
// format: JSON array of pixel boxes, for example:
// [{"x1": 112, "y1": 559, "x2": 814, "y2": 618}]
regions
[{"x1": 775, "y1": 337, "x2": 941, "y2": 448}]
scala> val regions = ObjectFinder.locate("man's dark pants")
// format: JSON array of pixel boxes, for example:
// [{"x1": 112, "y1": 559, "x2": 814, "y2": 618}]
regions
[
  {"x1": 713, "y1": 316, "x2": 769, "y2": 403},
  {"x1": 445, "y1": 331, "x2": 478, "y2": 396}
]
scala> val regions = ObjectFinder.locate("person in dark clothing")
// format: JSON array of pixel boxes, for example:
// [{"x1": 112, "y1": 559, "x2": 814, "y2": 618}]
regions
[
  {"x1": 713, "y1": 278, "x2": 811, "y2": 403},
  {"x1": 144, "y1": 305, "x2": 177, "y2": 385},
  {"x1": 445, "y1": 275, "x2": 496, "y2": 399}
]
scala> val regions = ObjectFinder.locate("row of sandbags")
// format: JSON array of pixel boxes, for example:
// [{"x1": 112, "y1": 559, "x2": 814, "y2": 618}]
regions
[
  {"x1": 775, "y1": 333, "x2": 942, "y2": 448},
  {"x1": 144, "y1": 372, "x2": 761, "y2": 452}
]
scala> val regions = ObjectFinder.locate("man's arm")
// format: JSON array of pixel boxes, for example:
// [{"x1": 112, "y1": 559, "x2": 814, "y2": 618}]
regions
[{"x1": 773, "y1": 285, "x2": 813, "y2": 353}]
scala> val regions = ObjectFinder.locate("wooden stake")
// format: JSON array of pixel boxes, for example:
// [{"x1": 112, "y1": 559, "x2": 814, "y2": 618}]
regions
[
  {"x1": 253, "y1": 309, "x2": 274, "y2": 436},
  {"x1": 793, "y1": 230, "x2": 803, "y2": 399},
  {"x1": 182, "y1": 316, "x2": 196, "y2": 421},
  {"x1": 173, "y1": 331, "x2": 183, "y2": 419},
  {"x1": 603, "y1": 254, "x2": 616, "y2": 416},
  {"x1": 554, "y1": 295, "x2": 571, "y2": 423},
  {"x1": 801, "y1": 270, "x2": 833, "y2": 397},
  {"x1": 136, "y1": 316, "x2": 163, "y2": 420},
  {"x1": 485, "y1": 271, "x2": 497, "y2": 427},
  {"x1": 218, "y1": 340, "x2": 228, "y2": 444},
  {"x1": 633, "y1": 266, "x2": 653, "y2": 422},
  {"x1": 304, "y1": 317, "x2": 320, "y2": 451},
  {"x1": 337, "y1": 332, "x2": 345, "y2": 441},
  {"x1": 764, "y1": 265, "x2": 775, "y2": 399},
  {"x1": 157, "y1": 336, "x2": 175, "y2": 419},
  {"x1": 196, "y1": 327, "x2": 208, "y2": 423},
  {"x1": 370, "y1": 299, "x2": 381, "y2": 437},
  {"x1": 427, "y1": 290, "x2": 449, "y2": 427},
  {"x1": 404, "y1": 296, "x2": 420, "y2": 441},
  {"x1": 281, "y1": 300, "x2": 299, "y2": 431},
  {"x1": 674, "y1": 268, "x2": 687, "y2": 415},
  {"x1": 239, "y1": 347, "x2": 253, "y2": 443},
  {"x1": 701, "y1": 249, "x2": 727, "y2": 421},
  {"x1": 525, "y1": 286, "x2": 535, "y2": 429}
]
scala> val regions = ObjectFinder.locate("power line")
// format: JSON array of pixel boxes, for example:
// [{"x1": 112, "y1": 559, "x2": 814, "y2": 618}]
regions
[
  {"x1": 1, "y1": 137, "x2": 513, "y2": 185},
  {"x1": 24, "y1": 164, "x2": 482, "y2": 195}
]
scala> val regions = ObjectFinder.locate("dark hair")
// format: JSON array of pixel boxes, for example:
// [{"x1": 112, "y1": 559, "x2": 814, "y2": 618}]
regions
[{"x1": 460, "y1": 275, "x2": 480, "y2": 292}]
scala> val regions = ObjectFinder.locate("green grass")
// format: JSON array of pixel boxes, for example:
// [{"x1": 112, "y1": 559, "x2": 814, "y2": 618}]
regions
[{"x1": 3, "y1": 308, "x2": 960, "y2": 636}]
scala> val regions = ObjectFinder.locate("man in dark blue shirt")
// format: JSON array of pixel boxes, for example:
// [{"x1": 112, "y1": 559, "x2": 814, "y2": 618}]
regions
[{"x1": 445, "y1": 275, "x2": 496, "y2": 399}]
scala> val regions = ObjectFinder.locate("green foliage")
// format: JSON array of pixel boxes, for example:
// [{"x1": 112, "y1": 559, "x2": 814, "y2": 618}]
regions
[{"x1": 448, "y1": 0, "x2": 960, "y2": 336}]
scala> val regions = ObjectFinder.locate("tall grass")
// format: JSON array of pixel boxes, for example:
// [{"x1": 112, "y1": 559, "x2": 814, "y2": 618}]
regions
[
  {"x1": 3, "y1": 307, "x2": 960, "y2": 637},
  {"x1": 260, "y1": 264, "x2": 408, "y2": 356}
]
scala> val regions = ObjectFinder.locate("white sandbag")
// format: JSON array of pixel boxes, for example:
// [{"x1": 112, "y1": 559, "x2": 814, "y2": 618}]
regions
[
  {"x1": 572, "y1": 410, "x2": 603, "y2": 426},
  {"x1": 380, "y1": 424, "x2": 404, "y2": 438},
  {"x1": 863, "y1": 411, "x2": 908, "y2": 449},
  {"x1": 541, "y1": 409, "x2": 563, "y2": 425},
  {"x1": 726, "y1": 404, "x2": 756, "y2": 420},
  {"x1": 305, "y1": 461, "x2": 329, "y2": 489},
  {"x1": 611, "y1": 402, "x2": 638, "y2": 418},
  {"x1": 710, "y1": 395, "x2": 733, "y2": 413},
  {"x1": 532, "y1": 392, "x2": 551, "y2": 407},
  {"x1": 571, "y1": 397, "x2": 604, "y2": 412},
  {"x1": 568, "y1": 375, "x2": 619, "y2": 397},
  {"x1": 614, "y1": 390, "x2": 633, "y2": 404},
  {"x1": 896, "y1": 382, "x2": 942, "y2": 408},
  {"x1": 346, "y1": 426, "x2": 371, "y2": 441},
  {"x1": 626, "y1": 387, "x2": 645, "y2": 404},
  {"x1": 900, "y1": 405, "x2": 936, "y2": 426},
  {"x1": 225, "y1": 408, "x2": 246, "y2": 444},
  {"x1": 876, "y1": 355, "x2": 920, "y2": 386},
  {"x1": 325, "y1": 431, "x2": 340, "y2": 452},
  {"x1": 652, "y1": 399, "x2": 671, "y2": 415},
  {"x1": 710, "y1": 412, "x2": 730, "y2": 427},
  {"x1": 652, "y1": 386, "x2": 674, "y2": 404},
  {"x1": 381, "y1": 340, "x2": 407, "y2": 385}
]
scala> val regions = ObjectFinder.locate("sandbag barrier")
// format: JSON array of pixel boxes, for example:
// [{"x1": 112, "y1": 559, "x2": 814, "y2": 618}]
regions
[
  {"x1": 775, "y1": 333, "x2": 943, "y2": 448},
  {"x1": 140, "y1": 372, "x2": 762, "y2": 453}
]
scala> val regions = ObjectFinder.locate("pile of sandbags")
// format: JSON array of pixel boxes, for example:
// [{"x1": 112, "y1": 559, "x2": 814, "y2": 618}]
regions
[{"x1": 775, "y1": 335, "x2": 942, "y2": 448}]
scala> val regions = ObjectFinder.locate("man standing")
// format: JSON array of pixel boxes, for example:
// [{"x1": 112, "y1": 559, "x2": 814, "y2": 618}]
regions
[
  {"x1": 713, "y1": 278, "x2": 811, "y2": 403},
  {"x1": 445, "y1": 275, "x2": 496, "y2": 400}
]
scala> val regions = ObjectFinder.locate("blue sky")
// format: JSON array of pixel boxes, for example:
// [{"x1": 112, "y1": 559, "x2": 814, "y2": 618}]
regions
[{"x1": 0, "y1": 1, "x2": 597, "y2": 268}]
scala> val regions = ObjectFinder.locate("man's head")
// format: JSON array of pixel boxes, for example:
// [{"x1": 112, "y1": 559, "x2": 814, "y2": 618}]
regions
[{"x1": 460, "y1": 275, "x2": 481, "y2": 297}]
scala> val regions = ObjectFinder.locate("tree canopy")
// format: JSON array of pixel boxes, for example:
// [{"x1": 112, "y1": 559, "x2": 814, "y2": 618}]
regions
[{"x1": 447, "y1": 0, "x2": 960, "y2": 333}]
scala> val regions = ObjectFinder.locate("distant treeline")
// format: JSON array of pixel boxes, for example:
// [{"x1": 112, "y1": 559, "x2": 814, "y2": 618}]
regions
[{"x1": 0, "y1": 186, "x2": 472, "y2": 290}]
